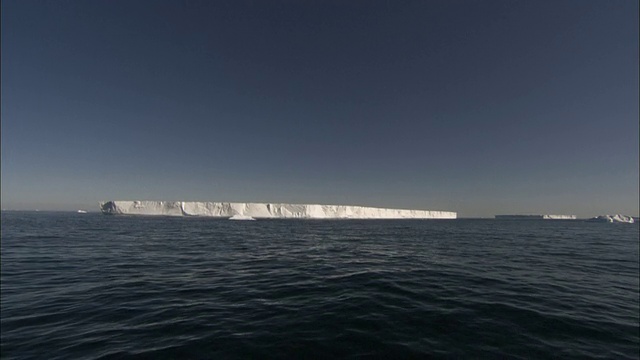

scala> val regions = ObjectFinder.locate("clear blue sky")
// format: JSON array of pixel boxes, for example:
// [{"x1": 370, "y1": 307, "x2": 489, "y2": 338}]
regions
[{"x1": 2, "y1": 0, "x2": 638, "y2": 217}]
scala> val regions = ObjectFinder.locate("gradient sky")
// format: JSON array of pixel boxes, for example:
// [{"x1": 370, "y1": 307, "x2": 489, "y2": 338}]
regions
[{"x1": 2, "y1": 0, "x2": 638, "y2": 217}]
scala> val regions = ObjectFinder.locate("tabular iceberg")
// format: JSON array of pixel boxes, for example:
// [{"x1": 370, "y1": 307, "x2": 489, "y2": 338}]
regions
[
  {"x1": 495, "y1": 215, "x2": 577, "y2": 220},
  {"x1": 99, "y1": 201, "x2": 457, "y2": 219}
]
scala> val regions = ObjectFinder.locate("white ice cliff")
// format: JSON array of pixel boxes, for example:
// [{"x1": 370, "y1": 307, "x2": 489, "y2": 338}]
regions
[
  {"x1": 99, "y1": 201, "x2": 457, "y2": 219},
  {"x1": 588, "y1": 215, "x2": 635, "y2": 223}
]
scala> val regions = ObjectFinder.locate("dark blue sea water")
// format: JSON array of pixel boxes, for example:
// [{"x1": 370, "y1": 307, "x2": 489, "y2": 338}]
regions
[{"x1": 1, "y1": 212, "x2": 638, "y2": 359}]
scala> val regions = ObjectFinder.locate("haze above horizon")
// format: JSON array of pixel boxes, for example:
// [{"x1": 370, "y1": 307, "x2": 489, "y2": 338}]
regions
[{"x1": 2, "y1": 0, "x2": 638, "y2": 218}]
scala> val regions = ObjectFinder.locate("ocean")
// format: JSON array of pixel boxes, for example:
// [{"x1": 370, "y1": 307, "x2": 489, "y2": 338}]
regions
[{"x1": 1, "y1": 212, "x2": 638, "y2": 359}]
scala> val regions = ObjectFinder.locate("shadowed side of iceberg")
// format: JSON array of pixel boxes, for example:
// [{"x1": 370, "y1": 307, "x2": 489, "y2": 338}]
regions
[{"x1": 100, "y1": 201, "x2": 183, "y2": 216}]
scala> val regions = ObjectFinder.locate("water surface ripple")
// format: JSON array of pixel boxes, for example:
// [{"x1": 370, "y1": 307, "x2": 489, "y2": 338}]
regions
[{"x1": 1, "y1": 212, "x2": 638, "y2": 359}]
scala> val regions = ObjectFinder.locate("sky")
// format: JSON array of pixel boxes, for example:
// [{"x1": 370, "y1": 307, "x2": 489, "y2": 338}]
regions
[{"x1": 1, "y1": 0, "x2": 638, "y2": 217}]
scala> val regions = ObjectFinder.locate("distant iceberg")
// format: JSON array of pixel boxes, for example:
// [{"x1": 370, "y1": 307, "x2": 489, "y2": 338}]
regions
[
  {"x1": 588, "y1": 215, "x2": 635, "y2": 223},
  {"x1": 99, "y1": 201, "x2": 457, "y2": 219},
  {"x1": 495, "y1": 215, "x2": 576, "y2": 220}
]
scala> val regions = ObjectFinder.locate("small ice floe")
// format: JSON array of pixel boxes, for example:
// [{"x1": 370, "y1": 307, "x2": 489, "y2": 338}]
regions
[
  {"x1": 229, "y1": 214, "x2": 256, "y2": 221},
  {"x1": 588, "y1": 214, "x2": 635, "y2": 223},
  {"x1": 77, "y1": 210, "x2": 88, "y2": 214}
]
